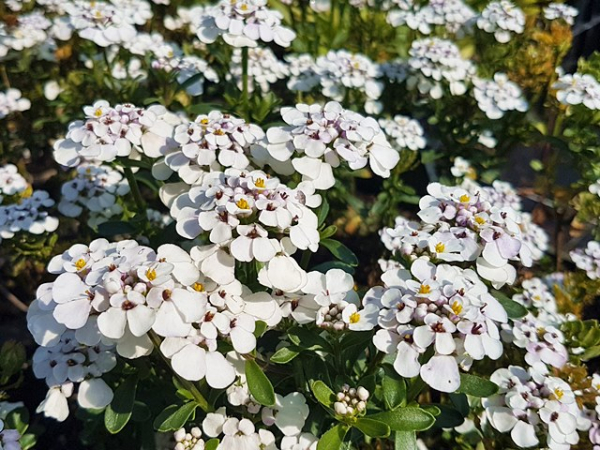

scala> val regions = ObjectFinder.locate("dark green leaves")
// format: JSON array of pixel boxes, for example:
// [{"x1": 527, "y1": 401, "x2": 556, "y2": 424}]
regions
[
  {"x1": 245, "y1": 360, "x2": 275, "y2": 406},
  {"x1": 382, "y1": 370, "x2": 407, "y2": 410},
  {"x1": 492, "y1": 290, "x2": 527, "y2": 319},
  {"x1": 456, "y1": 373, "x2": 499, "y2": 398},
  {"x1": 153, "y1": 402, "x2": 198, "y2": 432},
  {"x1": 320, "y1": 239, "x2": 359, "y2": 267},
  {"x1": 395, "y1": 431, "x2": 418, "y2": 450},
  {"x1": 310, "y1": 380, "x2": 336, "y2": 408},
  {"x1": 369, "y1": 407, "x2": 436, "y2": 432},
  {"x1": 0, "y1": 341, "x2": 26, "y2": 385},
  {"x1": 287, "y1": 327, "x2": 333, "y2": 352},
  {"x1": 354, "y1": 418, "x2": 390, "y2": 438},
  {"x1": 105, "y1": 376, "x2": 138, "y2": 434},
  {"x1": 317, "y1": 424, "x2": 348, "y2": 450}
]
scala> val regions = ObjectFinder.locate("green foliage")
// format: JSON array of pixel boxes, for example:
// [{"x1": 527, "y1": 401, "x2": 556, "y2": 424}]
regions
[{"x1": 245, "y1": 360, "x2": 276, "y2": 407}]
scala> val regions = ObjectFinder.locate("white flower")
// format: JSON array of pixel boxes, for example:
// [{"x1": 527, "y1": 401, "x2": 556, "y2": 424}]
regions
[
  {"x1": 196, "y1": 0, "x2": 296, "y2": 48},
  {"x1": 0, "y1": 89, "x2": 31, "y2": 119},
  {"x1": 570, "y1": 241, "x2": 600, "y2": 280},
  {"x1": 271, "y1": 393, "x2": 310, "y2": 436},
  {"x1": 36, "y1": 383, "x2": 73, "y2": 422},
  {"x1": 259, "y1": 256, "x2": 308, "y2": 293},
  {"x1": 544, "y1": 3, "x2": 578, "y2": 25},
  {"x1": 553, "y1": 73, "x2": 600, "y2": 110},
  {"x1": 281, "y1": 433, "x2": 318, "y2": 450},
  {"x1": 476, "y1": 0, "x2": 525, "y2": 43},
  {"x1": 0, "y1": 164, "x2": 27, "y2": 198},
  {"x1": 174, "y1": 426, "x2": 205, "y2": 450},
  {"x1": 379, "y1": 115, "x2": 426, "y2": 151},
  {"x1": 473, "y1": 73, "x2": 528, "y2": 119},
  {"x1": 229, "y1": 47, "x2": 288, "y2": 94},
  {"x1": 77, "y1": 378, "x2": 114, "y2": 410}
]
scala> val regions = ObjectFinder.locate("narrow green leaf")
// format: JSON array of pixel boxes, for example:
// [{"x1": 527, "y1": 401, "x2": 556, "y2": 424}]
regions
[
  {"x1": 354, "y1": 418, "x2": 390, "y2": 438},
  {"x1": 287, "y1": 327, "x2": 333, "y2": 352},
  {"x1": 105, "y1": 376, "x2": 138, "y2": 434},
  {"x1": 319, "y1": 225, "x2": 337, "y2": 240},
  {"x1": 5, "y1": 407, "x2": 29, "y2": 435},
  {"x1": 581, "y1": 345, "x2": 600, "y2": 361},
  {"x1": 153, "y1": 403, "x2": 198, "y2": 432},
  {"x1": 395, "y1": 431, "x2": 418, "y2": 450},
  {"x1": 253, "y1": 320, "x2": 268, "y2": 338},
  {"x1": 456, "y1": 373, "x2": 499, "y2": 398},
  {"x1": 382, "y1": 372, "x2": 407, "y2": 410},
  {"x1": 320, "y1": 239, "x2": 359, "y2": 266},
  {"x1": 310, "y1": 380, "x2": 336, "y2": 408},
  {"x1": 270, "y1": 346, "x2": 301, "y2": 364},
  {"x1": 369, "y1": 407, "x2": 436, "y2": 431},
  {"x1": 18, "y1": 433, "x2": 36, "y2": 450},
  {"x1": 317, "y1": 199, "x2": 330, "y2": 227},
  {"x1": 245, "y1": 360, "x2": 276, "y2": 406},
  {"x1": 317, "y1": 424, "x2": 348, "y2": 450},
  {"x1": 491, "y1": 290, "x2": 527, "y2": 319}
]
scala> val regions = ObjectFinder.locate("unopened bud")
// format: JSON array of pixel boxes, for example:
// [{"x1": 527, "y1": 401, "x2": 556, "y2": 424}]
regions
[
  {"x1": 337, "y1": 392, "x2": 345, "y2": 401},
  {"x1": 334, "y1": 402, "x2": 347, "y2": 416},
  {"x1": 357, "y1": 386, "x2": 369, "y2": 401},
  {"x1": 357, "y1": 401, "x2": 366, "y2": 412}
]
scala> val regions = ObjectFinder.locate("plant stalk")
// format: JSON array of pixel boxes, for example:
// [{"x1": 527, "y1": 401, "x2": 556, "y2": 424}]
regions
[
  {"x1": 242, "y1": 46, "x2": 250, "y2": 122},
  {"x1": 123, "y1": 166, "x2": 146, "y2": 214}
]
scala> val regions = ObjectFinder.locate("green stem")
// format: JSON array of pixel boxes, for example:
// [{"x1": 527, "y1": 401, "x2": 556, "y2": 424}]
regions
[
  {"x1": 148, "y1": 331, "x2": 212, "y2": 413},
  {"x1": 123, "y1": 166, "x2": 146, "y2": 213},
  {"x1": 241, "y1": 46, "x2": 250, "y2": 121},
  {"x1": 300, "y1": 250, "x2": 312, "y2": 270}
]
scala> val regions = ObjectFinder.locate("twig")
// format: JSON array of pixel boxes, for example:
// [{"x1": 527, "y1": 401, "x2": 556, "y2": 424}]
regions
[{"x1": 0, "y1": 284, "x2": 28, "y2": 312}]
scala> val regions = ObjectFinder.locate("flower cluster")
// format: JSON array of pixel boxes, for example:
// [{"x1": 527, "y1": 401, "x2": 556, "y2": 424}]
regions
[
  {"x1": 333, "y1": 385, "x2": 370, "y2": 416},
  {"x1": 229, "y1": 47, "x2": 289, "y2": 94},
  {"x1": 571, "y1": 241, "x2": 600, "y2": 280},
  {"x1": 265, "y1": 101, "x2": 399, "y2": 189},
  {"x1": 475, "y1": 0, "x2": 525, "y2": 43},
  {"x1": 58, "y1": 163, "x2": 130, "y2": 226},
  {"x1": 152, "y1": 55, "x2": 219, "y2": 97},
  {"x1": 484, "y1": 366, "x2": 589, "y2": 449},
  {"x1": 407, "y1": 38, "x2": 476, "y2": 99},
  {"x1": 0, "y1": 11, "x2": 53, "y2": 58},
  {"x1": 174, "y1": 427, "x2": 204, "y2": 450},
  {"x1": 53, "y1": 101, "x2": 182, "y2": 167},
  {"x1": 0, "y1": 417, "x2": 20, "y2": 450},
  {"x1": 379, "y1": 115, "x2": 427, "y2": 151},
  {"x1": 0, "y1": 89, "x2": 31, "y2": 119},
  {"x1": 169, "y1": 169, "x2": 321, "y2": 277},
  {"x1": 553, "y1": 73, "x2": 600, "y2": 110},
  {"x1": 196, "y1": 0, "x2": 296, "y2": 48},
  {"x1": 358, "y1": 257, "x2": 508, "y2": 392},
  {"x1": 0, "y1": 190, "x2": 58, "y2": 243},
  {"x1": 544, "y1": 3, "x2": 579, "y2": 26},
  {"x1": 63, "y1": 0, "x2": 151, "y2": 47},
  {"x1": 473, "y1": 73, "x2": 528, "y2": 119},
  {"x1": 382, "y1": 181, "x2": 544, "y2": 287},
  {"x1": 155, "y1": 111, "x2": 266, "y2": 185},
  {"x1": 387, "y1": 0, "x2": 475, "y2": 35}
]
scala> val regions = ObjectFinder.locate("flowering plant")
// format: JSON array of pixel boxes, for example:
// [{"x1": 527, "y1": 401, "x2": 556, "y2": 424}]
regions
[{"x1": 1, "y1": 1, "x2": 600, "y2": 450}]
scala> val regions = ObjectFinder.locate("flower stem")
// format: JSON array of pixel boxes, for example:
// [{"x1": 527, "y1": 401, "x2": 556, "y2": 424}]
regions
[
  {"x1": 241, "y1": 46, "x2": 250, "y2": 122},
  {"x1": 300, "y1": 250, "x2": 312, "y2": 270},
  {"x1": 123, "y1": 166, "x2": 146, "y2": 214},
  {"x1": 148, "y1": 331, "x2": 212, "y2": 413}
]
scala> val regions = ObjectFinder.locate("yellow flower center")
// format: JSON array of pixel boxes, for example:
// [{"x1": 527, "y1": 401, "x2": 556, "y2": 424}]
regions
[
  {"x1": 94, "y1": 108, "x2": 103, "y2": 117},
  {"x1": 193, "y1": 282, "x2": 205, "y2": 292},
  {"x1": 75, "y1": 258, "x2": 87, "y2": 270},
  {"x1": 240, "y1": 3, "x2": 248, "y2": 10},
  {"x1": 459, "y1": 194, "x2": 470, "y2": 203},
  {"x1": 451, "y1": 300, "x2": 463, "y2": 315},
  {"x1": 255, "y1": 178, "x2": 266, "y2": 189},
  {"x1": 554, "y1": 388, "x2": 564, "y2": 401},
  {"x1": 419, "y1": 284, "x2": 431, "y2": 295},
  {"x1": 236, "y1": 198, "x2": 250, "y2": 209},
  {"x1": 200, "y1": 118, "x2": 209, "y2": 125},
  {"x1": 146, "y1": 269, "x2": 157, "y2": 281},
  {"x1": 214, "y1": 129, "x2": 225, "y2": 135},
  {"x1": 435, "y1": 242, "x2": 445, "y2": 253},
  {"x1": 349, "y1": 312, "x2": 361, "y2": 324},
  {"x1": 475, "y1": 216, "x2": 486, "y2": 225}
]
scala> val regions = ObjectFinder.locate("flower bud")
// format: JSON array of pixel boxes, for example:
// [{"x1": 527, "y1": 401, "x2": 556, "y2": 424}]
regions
[
  {"x1": 334, "y1": 402, "x2": 347, "y2": 416},
  {"x1": 357, "y1": 386, "x2": 369, "y2": 401}
]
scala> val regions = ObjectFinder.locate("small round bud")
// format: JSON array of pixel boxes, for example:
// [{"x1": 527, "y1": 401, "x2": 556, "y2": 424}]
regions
[
  {"x1": 351, "y1": 398, "x2": 358, "y2": 406},
  {"x1": 357, "y1": 386, "x2": 370, "y2": 401},
  {"x1": 330, "y1": 307, "x2": 339, "y2": 316},
  {"x1": 334, "y1": 402, "x2": 347, "y2": 416},
  {"x1": 357, "y1": 401, "x2": 366, "y2": 412},
  {"x1": 344, "y1": 395, "x2": 351, "y2": 403},
  {"x1": 174, "y1": 429, "x2": 186, "y2": 442},
  {"x1": 349, "y1": 388, "x2": 356, "y2": 397},
  {"x1": 191, "y1": 427, "x2": 202, "y2": 438},
  {"x1": 337, "y1": 392, "x2": 345, "y2": 401}
]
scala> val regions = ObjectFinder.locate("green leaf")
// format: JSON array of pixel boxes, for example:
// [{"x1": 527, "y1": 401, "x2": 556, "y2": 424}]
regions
[
  {"x1": 205, "y1": 439, "x2": 220, "y2": 450},
  {"x1": 312, "y1": 261, "x2": 355, "y2": 275},
  {"x1": 456, "y1": 373, "x2": 499, "y2": 398},
  {"x1": 491, "y1": 290, "x2": 527, "y2": 319},
  {"x1": 310, "y1": 380, "x2": 336, "y2": 408},
  {"x1": 245, "y1": 360, "x2": 276, "y2": 406},
  {"x1": 253, "y1": 320, "x2": 268, "y2": 338},
  {"x1": 19, "y1": 433, "x2": 36, "y2": 450},
  {"x1": 449, "y1": 393, "x2": 470, "y2": 417},
  {"x1": 354, "y1": 418, "x2": 390, "y2": 438},
  {"x1": 320, "y1": 239, "x2": 359, "y2": 266},
  {"x1": 369, "y1": 407, "x2": 436, "y2": 431},
  {"x1": 317, "y1": 424, "x2": 348, "y2": 450},
  {"x1": 317, "y1": 199, "x2": 330, "y2": 227},
  {"x1": 0, "y1": 341, "x2": 25, "y2": 383},
  {"x1": 382, "y1": 372, "x2": 407, "y2": 410},
  {"x1": 270, "y1": 346, "x2": 301, "y2": 364},
  {"x1": 581, "y1": 345, "x2": 600, "y2": 361},
  {"x1": 153, "y1": 403, "x2": 198, "y2": 432},
  {"x1": 395, "y1": 431, "x2": 417, "y2": 450},
  {"x1": 131, "y1": 401, "x2": 151, "y2": 422},
  {"x1": 5, "y1": 407, "x2": 29, "y2": 435},
  {"x1": 287, "y1": 327, "x2": 333, "y2": 352},
  {"x1": 433, "y1": 404, "x2": 465, "y2": 428},
  {"x1": 105, "y1": 376, "x2": 138, "y2": 434},
  {"x1": 319, "y1": 225, "x2": 337, "y2": 240}
]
